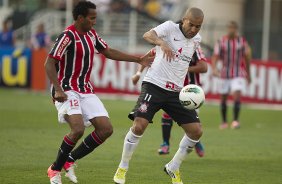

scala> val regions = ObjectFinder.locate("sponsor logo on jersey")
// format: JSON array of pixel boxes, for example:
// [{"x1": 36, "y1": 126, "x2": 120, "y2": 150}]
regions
[
  {"x1": 57, "y1": 37, "x2": 70, "y2": 57},
  {"x1": 175, "y1": 47, "x2": 191, "y2": 63}
]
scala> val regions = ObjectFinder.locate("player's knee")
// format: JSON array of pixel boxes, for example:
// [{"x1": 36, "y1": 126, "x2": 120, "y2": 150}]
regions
[
  {"x1": 188, "y1": 127, "x2": 203, "y2": 140},
  {"x1": 132, "y1": 126, "x2": 144, "y2": 135},
  {"x1": 70, "y1": 127, "x2": 85, "y2": 141},
  {"x1": 96, "y1": 123, "x2": 113, "y2": 140},
  {"x1": 103, "y1": 124, "x2": 113, "y2": 138},
  {"x1": 194, "y1": 128, "x2": 203, "y2": 140},
  {"x1": 132, "y1": 118, "x2": 147, "y2": 136}
]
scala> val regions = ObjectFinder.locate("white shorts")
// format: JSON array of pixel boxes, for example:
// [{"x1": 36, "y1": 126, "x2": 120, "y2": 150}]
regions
[
  {"x1": 54, "y1": 90, "x2": 109, "y2": 127},
  {"x1": 218, "y1": 77, "x2": 246, "y2": 94}
]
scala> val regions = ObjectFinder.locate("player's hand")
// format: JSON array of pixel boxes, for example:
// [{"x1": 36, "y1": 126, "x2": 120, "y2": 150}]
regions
[
  {"x1": 160, "y1": 41, "x2": 174, "y2": 62},
  {"x1": 139, "y1": 54, "x2": 155, "y2": 67},
  {"x1": 132, "y1": 72, "x2": 141, "y2": 85},
  {"x1": 54, "y1": 90, "x2": 68, "y2": 102},
  {"x1": 212, "y1": 69, "x2": 220, "y2": 77}
]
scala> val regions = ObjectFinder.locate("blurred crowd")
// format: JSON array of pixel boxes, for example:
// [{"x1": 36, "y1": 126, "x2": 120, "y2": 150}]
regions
[
  {"x1": 0, "y1": 18, "x2": 51, "y2": 50},
  {"x1": 49, "y1": 0, "x2": 180, "y2": 19},
  {"x1": 0, "y1": 0, "x2": 178, "y2": 50}
]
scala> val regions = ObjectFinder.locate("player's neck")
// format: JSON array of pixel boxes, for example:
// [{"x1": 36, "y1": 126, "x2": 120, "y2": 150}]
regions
[
  {"x1": 179, "y1": 23, "x2": 187, "y2": 38},
  {"x1": 74, "y1": 23, "x2": 87, "y2": 35},
  {"x1": 228, "y1": 34, "x2": 238, "y2": 39}
]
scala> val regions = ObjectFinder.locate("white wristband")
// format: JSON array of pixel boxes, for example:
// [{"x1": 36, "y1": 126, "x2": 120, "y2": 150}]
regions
[{"x1": 136, "y1": 71, "x2": 142, "y2": 76}]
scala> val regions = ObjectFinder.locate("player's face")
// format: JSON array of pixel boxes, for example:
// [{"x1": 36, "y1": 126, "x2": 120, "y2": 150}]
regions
[
  {"x1": 81, "y1": 8, "x2": 97, "y2": 32},
  {"x1": 227, "y1": 24, "x2": 237, "y2": 38},
  {"x1": 182, "y1": 16, "x2": 203, "y2": 39}
]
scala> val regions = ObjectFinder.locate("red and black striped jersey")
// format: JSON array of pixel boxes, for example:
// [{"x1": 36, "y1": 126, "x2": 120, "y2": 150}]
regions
[
  {"x1": 213, "y1": 35, "x2": 248, "y2": 79},
  {"x1": 184, "y1": 45, "x2": 206, "y2": 86},
  {"x1": 48, "y1": 24, "x2": 108, "y2": 94}
]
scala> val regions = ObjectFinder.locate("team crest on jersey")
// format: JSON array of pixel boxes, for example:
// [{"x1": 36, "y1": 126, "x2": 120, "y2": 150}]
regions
[{"x1": 138, "y1": 102, "x2": 149, "y2": 113}]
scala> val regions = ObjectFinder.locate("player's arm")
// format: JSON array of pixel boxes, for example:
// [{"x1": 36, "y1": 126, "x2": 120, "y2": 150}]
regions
[
  {"x1": 211, "y1": 40, "x2": 221, "y2": 77},
  {"x1": 44, "y1": 32, "x2": 71, "y2": 102},
  {"x1": 132, "y1": 48, "x2": 155, "y2": 85},
  {"x1": 188, "y1": 60, "x2": 207, "y2": 73},
  {"x1": 244, "y1": 44, "x2": 252, "y2": 84},
  {"x1": 211, "y1": 54, "x2": 220, "y2": 76},
  {"x1": 143, "y1": 29, "x2": 174, "y2": 62},
  {"x1": 101, "y1": 48, "x2": 153, "y2": 67},
  {"x1": 132, "y1": 65, "x2": 147, "y2": 85},
  {"x1": 44, "y1": 57, "x2": 67, "y2": 102}
]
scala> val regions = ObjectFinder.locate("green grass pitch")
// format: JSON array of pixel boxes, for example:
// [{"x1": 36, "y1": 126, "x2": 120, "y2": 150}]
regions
[{"x1": 0, "y1": 89, "x2": 281, "y2": 184}]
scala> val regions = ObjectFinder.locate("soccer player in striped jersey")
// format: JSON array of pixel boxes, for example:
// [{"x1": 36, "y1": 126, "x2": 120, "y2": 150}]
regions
[
  {"x1": 131, "y1": 47, "x2": 207, "y2": 157},
  {"x1": 45, "y1": 2, "x2": 152, "y2": 184},
  {"x1": 211, "y1": 21, "x2": 251, "y2": 129}
]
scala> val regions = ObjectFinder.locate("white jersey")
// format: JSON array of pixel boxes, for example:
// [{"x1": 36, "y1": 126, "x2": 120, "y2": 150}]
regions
[{"x1": 143, "y1": 21, "x2": 202, "y2": 92}]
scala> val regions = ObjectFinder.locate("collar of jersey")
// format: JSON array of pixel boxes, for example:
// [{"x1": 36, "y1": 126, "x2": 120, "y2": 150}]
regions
[{"x1": 178, "y1": 22, "x2": 188, "y2": 41}]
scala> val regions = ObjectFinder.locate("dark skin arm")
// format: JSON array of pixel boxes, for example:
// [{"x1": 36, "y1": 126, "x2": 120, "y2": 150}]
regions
[
  {"x1": 44, "y1": 57, "x2": 68, "y2": 102},
  {"x1": 211, "y1": 54, "x2": 220, "y2": 77},
  {"x1": 132, "y1": 65, "x2": 147, "y2": 85},
  {"x1": 188, "y1": 60, "x2": 208, "y2": 73},
  {"x1": 131, "y1": 48, "x2": 156, "y2": 85},
  {"x1": 101, "y1": 48, "x2": 153, "y2": 67},
  {"x1": 245, "y1": 45, "x2": 252, "y2": 84}
]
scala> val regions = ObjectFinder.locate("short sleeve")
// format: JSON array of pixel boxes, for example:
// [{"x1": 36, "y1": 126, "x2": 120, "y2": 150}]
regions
[
  {"x1": 194, "y1": 45, "x2": 206, "y2": 62},
  {"x1": 213, "y1": 39, "x2": 221, "y2": 56},
  {"x1": 242, "y1": 37, "x2": 249, "y2": 55},
  {"x1": 152, "y1": 21, "x2": 173, "y2": 38},
  {"x1": 49, "y1": 31, "x2": 73, "y2": 61},
  {"x1": 90, "y1": 30, "x2": 108, "y2": 52}
]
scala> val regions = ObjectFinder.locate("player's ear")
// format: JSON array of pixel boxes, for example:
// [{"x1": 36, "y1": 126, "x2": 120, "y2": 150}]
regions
[{"x1": 77, "y1": 15, "x2": 84, "y2": 22}]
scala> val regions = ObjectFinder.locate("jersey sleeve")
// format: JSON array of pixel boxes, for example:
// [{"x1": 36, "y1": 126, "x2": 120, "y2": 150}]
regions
[
  {"x1": 242, "y1": 37, "x2": 249, "y2": 55},
  {"x1": 92, "y1": 30, "x2": 108, "y2": 52},
  {"x1": 194, "y1": 45, "x2": 206, "y2": 62},
  {"x1": 152, "y1": 21, "x2": 173, "y2": 38},
  {"x1": 213, "y1": 39, "x2": 221, "y2": 56},
  {"x1": 49, "y1": 31, "x2": 73, "y2": 61}
]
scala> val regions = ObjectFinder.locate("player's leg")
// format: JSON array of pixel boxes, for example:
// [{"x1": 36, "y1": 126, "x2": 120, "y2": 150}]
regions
[
  {"x1": 232, "y1": 90, "x2": 241, "y2": 128},
  {"x1": 114, "y1": 82, "x2": 162, "y2": 184},
  {"x1": 165, "y1": 121, "x2": 202, "y2": 184},
  {"x1": 230, "y1": 77, "x2": 245, "y2": 129},
  {"x1": 120, "y1": 117, "x2": 149, "y2": 168},
  {"x1": 220, "y1": 94, "x2": 229, "y2": 129},
  {"x1": 52, "y1": 115, "x2": 84, "y2": 169},
  {"x1": 65, "y1": 94, "x2": 112, "y2": 183},
  {"x1": 114, "y1": 117, "x2": 149, "y2": 184},
  {"x1": 48, "y1": 91, "x2": 84, "y2": 184},
  {"x1": 194, "y1": 109, "x2": 204, "y2": 157},
  {"x1": 218, "y1": 78, "x2": 230, "y2": 129},
  {"x1": 66, "y1": 116, "x2": 112, "y2": 162},
  {"x1": 159, "y1": 112, "x2": 173, "y2": 155},
  {"x1": 167, "y1": 122, "x2": 202, "y2": 170},
  {"x1": 162, "y1": 92, "x2": 202, "y2": 184}
]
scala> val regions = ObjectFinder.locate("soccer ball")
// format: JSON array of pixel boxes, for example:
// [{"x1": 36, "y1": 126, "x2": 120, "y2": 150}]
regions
[{"x1": 179, "y1": 84, "x2": 205, "y2": 110}]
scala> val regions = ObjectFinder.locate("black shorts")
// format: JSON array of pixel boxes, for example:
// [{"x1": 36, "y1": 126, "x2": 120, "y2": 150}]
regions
[{"x1": 128, "y1": 82, "x2": 200, "y2": 125}]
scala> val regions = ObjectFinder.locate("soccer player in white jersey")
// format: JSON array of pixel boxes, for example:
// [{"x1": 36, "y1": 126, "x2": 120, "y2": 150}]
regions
[
  {"x1": 131, "y1": 47, "x2": 207, "y2": 157},
  {"x1": 114, "y1": 7, "x2": 204, "y2": 184}
]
